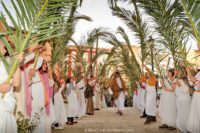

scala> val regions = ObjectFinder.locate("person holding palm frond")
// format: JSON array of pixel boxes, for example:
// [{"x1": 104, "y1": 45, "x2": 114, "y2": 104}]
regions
[
  {"x1": 173, "y1": 67, "x2": 191, "y2": 133},
  {"x1": 142, "y1": 64, "x2": 157, "y2": 125},
  {"x1": 159, "y1": 69, "x2": 177, "y2": 130},
  {"x1": 185, "y1": 66, "x2": 200, "y2": 133},
  {"x1": 0, "y1": 39, "x2": 24, "y2": 133}
]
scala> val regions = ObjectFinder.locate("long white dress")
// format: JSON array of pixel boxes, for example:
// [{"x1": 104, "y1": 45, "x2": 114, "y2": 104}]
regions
[
  {"x1": 66, "y1": 82, "x2": 78, "y2": 118},
  {"x1": 54, "y1": 85, "x2": 67, "y2": 126},
  {"x1": 187, "y1": 73, "x2": 200, "y2": 133},
  {"x1": 14, "y1": 70, "x2": 27, "y2": 118},
  {"x1": 145, "y1": 80, "x2": 157, "y2": 116},
  {"x1": 94, "y1": 84, "x2": 101, "y2": 109},
  {"x1": 76, "y1": 79, "x2": 86, "y2": 118},
  {"x1": 0, "y1": 61, "x2": 17, "y2": 133},
  {"x1": 139, "y1": 82, "x2": 146, "y2": 112},
  {"x1": 158, "y1": 79, "x2": 176, "y2": 127},
  {"x1": 175, "y1": 79, "x2": 191, "y2": 133},
  {"x1": 30, "y1": 71, "x2": 46, "y2": 133},
  {"x1": 114, "y1": 78, "x2": 125, "y2": 111}
]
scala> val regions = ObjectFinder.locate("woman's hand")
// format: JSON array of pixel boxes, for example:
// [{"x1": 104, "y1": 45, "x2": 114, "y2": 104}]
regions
[
  {"x1": 28, "y1": 69, "x2": 36, "y2": 80},
  {"x1": 15, "y1": 52, "x2": 25, "y2": 63},
  {"x1": 0, "y1": 82, "x2": 11, "y2": 93}
]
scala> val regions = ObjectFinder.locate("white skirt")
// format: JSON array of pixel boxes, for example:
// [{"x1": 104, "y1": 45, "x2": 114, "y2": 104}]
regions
[
  {"x1": 0, "y1": 92, "x2": 17, "y2": 133},
  {"x1": 77, "y1": 91, "x2": 86, "y2": 117},
  {"x1": 133, "y1": 94, "x2": 137, "y2": 107},
  {"x1": 187, "y1": 92, "x2": 200, "y2": 133},
  {"x1": 67, "y1": 90, "x2": 78, "y2": 117},
  {"x1": 176, "y1": 97, "x2": 191, "y2": 133},
  {"x1": 54, "y1": 89, "x2": 67, "y2": 125},
  {"x1": 145, "y1": 87, "x2": 157, "y2": 116},
  {"x1": 158, "y1": 90, "x2": 176, "y2": 127},
  {"x1": 139, "y1": 89, "x2": 146, "y2": 112},
  {"x1": 114, "y1": 91, "x2": 125, "y2": 110}
]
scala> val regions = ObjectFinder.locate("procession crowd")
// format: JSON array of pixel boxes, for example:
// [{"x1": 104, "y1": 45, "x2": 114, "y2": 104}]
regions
[
  {"x1": 133, "y1": 63, "x2": 200, "y2": 133},
  {"x1": 0, "y1": 38, "x2": 200, "y2": 133}
]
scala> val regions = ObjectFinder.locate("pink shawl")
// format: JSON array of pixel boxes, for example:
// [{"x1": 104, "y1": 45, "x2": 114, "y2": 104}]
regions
[{"x1": 24, "y1": 68, "x2": 32, "y2": 118}]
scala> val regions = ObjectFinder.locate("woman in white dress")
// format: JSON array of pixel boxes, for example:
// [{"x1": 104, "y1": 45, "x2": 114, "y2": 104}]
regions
[
  {"x1": 53, "y1": 81, "x2": 67, "y2": 129},
  {"x1": 0, "y1": 41, "x2": 24, "y2": 133},
  {"x1": 159, "y1": 69, "x2": 177, "y2": 130},
  {"x1": 66, "y1": 77, "x2": 78, "y2": 125},
  {"x1": 174, "y1": 68, "x2": 191, "y2": 133},
  {"x1": 186, "y1": 67, "x2": 200, "y2": 133}
]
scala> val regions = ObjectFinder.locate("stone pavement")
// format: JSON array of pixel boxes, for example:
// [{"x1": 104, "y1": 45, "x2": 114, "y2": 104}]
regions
[{"x1": 52, "y1": 107, "x2": 180, "y2": 133}]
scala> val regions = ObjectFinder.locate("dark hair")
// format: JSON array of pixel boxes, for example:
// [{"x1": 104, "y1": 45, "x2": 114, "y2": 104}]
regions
[
  {"x1": 39, "y1": 60, "x2": 47, "y2": 73},
  {"x1": 115, "y1": 72, "x2": 120, "y2": 75},
  {"x1": 168, "y1": 69, "x2": 175, "y2": 77},
  {"x1": 66, "y1": 77, "x2": 71, "y2": 84}
]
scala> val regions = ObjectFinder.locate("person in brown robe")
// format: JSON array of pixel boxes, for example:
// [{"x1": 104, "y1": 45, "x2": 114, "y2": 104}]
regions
[{"x1": 109, "y1": 72, "x2": 128, "y2": 115}]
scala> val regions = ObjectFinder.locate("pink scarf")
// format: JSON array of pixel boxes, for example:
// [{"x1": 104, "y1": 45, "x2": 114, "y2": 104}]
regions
[{"x1": 24, "y1": 68, "x2": 32, "y2": 118}]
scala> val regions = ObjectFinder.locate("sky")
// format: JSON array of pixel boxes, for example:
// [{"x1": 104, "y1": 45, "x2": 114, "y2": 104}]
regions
[
  {"x1": 72, "y1": 0, "x2": 137, "y2": 48},
  {"x1": 0, "y1": 0, "x2": 197, "y2": 49}
]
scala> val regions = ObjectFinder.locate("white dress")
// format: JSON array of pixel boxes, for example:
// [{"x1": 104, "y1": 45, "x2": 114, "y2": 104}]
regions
[
  {"x1": 187, "y1": 73, "x2": 200, "y2": 133},
  {"x1": 30, "y1": 71, "x2": 46, "y2": 133},
  {"x1": 66, "y1": 82, "x2": 78, "y2": 118},
  {"x1": 145, "y1": 80, "x2": 157, "y2": 116},
  {"x1": 14, "y1": 70, "x2": 27, "y2": 117},
  {"x1": 175, "y1": 79, "x2": 191, "y2": 133},
  {"x1": 158, "y1": 79, "x2": 176, "y2": 127},
  {"x1": 139, "y1": 82, "x2": 146, "y2": 112},
  {"x1": 77, "y1": 79, "x2": 86, "y2": 118},
  {"x1": 54, "y1": 85, "x2": 67, "y2": 126},
  {"x1": 114, "y1": 78, "x2": 125, "y2": 111},
  {"x1": 0, "y1": 61, "x2": 17, "y2": 133}
]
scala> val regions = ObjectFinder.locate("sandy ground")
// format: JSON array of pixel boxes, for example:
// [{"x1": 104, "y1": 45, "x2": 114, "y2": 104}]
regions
[{"x1": 52, "y1": 107, "x2": 180, "y2": 133}]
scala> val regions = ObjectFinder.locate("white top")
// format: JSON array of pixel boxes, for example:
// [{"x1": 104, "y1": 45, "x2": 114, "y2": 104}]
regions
[
  {"x1": 116, "y1": 77, "x2": 122, "y2": 88},
  {"x1": 77, "y1": 79, "x2": 85, "y2": 89},
  {"x1": 175, "y1": 79, "x2": 191, "y2": 99}
]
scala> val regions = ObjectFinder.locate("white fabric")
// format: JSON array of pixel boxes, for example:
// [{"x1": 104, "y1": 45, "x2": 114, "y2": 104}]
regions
[
  {"x1": 139, "y1": 82, "x2": 146, "y2": 112},
  {"x1": 116, "y1": 77, "x2": 122, "y2": 88},
  {"x1": 49, "y1": 99, "x2": 56, "y2": 124},
  {"x1": 94, "y1": 84, "x2": 101, "y2": 109},
  {"x1": 31, "y1": 72, "x2": 45, "y2": 107},
  {"x1": 32, "y1": 106, "x2": 46, "y2": 133},
  {"x1": 54, "y1": 85, "x2": 67, "y2": 126},
  {"x1": 114, "y1": 91, "x2": 125, "y2": 110},
  {"x1": 158, "y1": 79, "x2": 176, "y2": 127},
  {"x1": 132, "y1": 93, "x2": 137, "y2": 107},
  {"x1": 101, "y1": 95, "x2": 107, "y2": 108},
  {"x1": 187, "y1": 72, "x2": 200, "y2": 133},
  {"x1": 175, "y1": 79, "x2": 191, "y2": 133},
  {"x1": 77, "y1": 80, "x2": 86, "y2": 118},
  {"x1": 66, "y1": 83, "x2": 78, "y2": 117},
  {"x1": 145, "y1": 80, "x2": 157, "y2": 116},
  {"x1": 77, "y1": 87, "x2": 86, "y2": 117},
  {"x1": 108, "y1": 87, "x2": 113, "y2": 95},
  {"x1": 187, "y1": 92, "x2": 200, "y2": 133},
  {"x1": 0, "y1": 61, "x2": 17, "y2": 133},
  {"x1": 14, "y1": 70, "x2": 27, "y2": 117}
]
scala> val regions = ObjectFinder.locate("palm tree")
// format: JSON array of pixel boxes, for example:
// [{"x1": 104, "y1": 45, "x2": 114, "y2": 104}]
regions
[
  {"x1": 108, "y1": 0, "x2": 150, "y2": 66},
  {"x1": 104, "y1": 27, "x2": 141, "y2": 91},
  {"x1": 138, "y1": 0, "x2": 191, "y2": 67},
  {"x1": 0, "y1": 0, "x2": 74, "y2": 98}
]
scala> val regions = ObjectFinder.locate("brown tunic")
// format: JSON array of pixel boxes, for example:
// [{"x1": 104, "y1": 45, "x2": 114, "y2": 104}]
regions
[{"x1": 110, "y1": 76, "x2": 127, "y2": 100}]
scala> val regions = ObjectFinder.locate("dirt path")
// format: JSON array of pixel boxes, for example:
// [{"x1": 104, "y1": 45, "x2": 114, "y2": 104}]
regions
[{"x1": 52, "y1": 107, "x2": 180, "y2": 133}]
